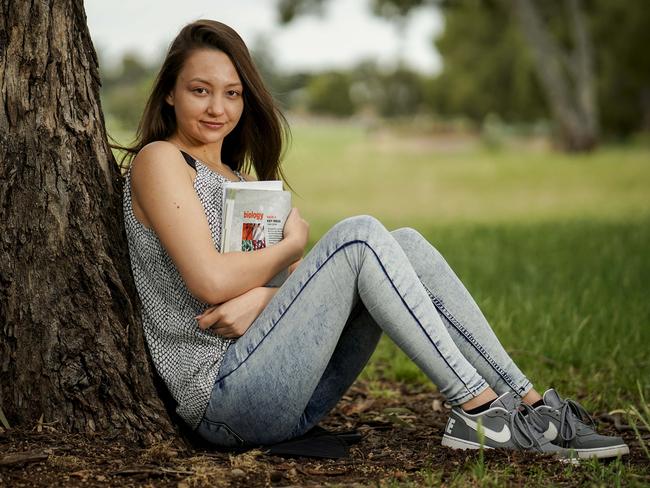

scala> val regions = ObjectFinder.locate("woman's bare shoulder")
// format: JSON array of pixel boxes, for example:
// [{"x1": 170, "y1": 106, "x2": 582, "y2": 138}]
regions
[
  {"x1": 133, "y1": 141, "x2": 183, "y2": 166},
  {"x1": 131, "y1": 142, "x2": 191, "y2": 185},
  {"x1": 128, "y1": 142, "x2": 195, "y2": 229}
]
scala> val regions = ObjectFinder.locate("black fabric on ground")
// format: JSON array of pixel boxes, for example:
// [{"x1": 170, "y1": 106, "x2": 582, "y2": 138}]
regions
[
  {"x1": 265, "y1": 426, "x2": 361, "y2": 459},
  {"x1": 203, "y1": 425, "x2": 362, "y2": 459}
]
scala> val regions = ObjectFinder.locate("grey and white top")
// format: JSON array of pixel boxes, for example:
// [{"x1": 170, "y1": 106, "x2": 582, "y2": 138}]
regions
[{"x1": 122, "y1": 151, "x2": 245, "y2": 429}]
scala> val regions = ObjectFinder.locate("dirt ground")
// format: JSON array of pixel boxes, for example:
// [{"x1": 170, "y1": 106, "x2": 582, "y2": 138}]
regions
[{"x1": 1, "y1": 379, "x2": 647, "y2": 487}]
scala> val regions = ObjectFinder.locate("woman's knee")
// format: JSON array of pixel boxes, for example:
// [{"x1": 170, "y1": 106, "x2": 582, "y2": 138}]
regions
[
  {"x1": 391, "y1": 227, "x2": 444, "y2": 261},
  {"x1": 331, "y1": 214, "x2": 388, "y2": 240},
  {"x1": 391, "y1": 227, "x2": 424, "y2": 247}
]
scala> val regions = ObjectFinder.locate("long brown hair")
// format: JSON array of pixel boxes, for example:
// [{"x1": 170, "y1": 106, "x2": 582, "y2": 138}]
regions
[{"x1": 116, "y1": 20, "x2": 290, "y2": 182}]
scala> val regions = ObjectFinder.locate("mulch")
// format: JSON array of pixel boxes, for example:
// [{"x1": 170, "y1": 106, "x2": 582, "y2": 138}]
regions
[{"x1": 1, "y1": 379, "x2": 648, "y2": 487}]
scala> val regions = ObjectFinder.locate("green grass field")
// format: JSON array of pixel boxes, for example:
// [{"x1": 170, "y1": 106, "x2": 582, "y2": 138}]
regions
[{"x1": 284, "y1": 120, "x2": 650, "y2": 229}]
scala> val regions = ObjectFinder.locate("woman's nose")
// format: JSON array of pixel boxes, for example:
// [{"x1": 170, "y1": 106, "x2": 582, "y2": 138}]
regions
[{"x1": 207, "y1": 94, "x2": 225, "y2": 115}]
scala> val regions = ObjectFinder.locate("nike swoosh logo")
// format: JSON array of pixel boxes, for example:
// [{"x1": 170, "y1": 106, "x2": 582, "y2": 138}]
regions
[
  {"x1": 543, "y1": 422, "x2": 558, "y2": 441},
  {"x1": 460, "y1": 416, "x2": 511, "y2": 444}
]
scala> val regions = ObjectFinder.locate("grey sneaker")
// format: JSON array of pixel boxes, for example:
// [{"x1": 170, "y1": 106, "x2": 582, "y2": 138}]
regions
[
  {"x1": 532, "y1": 389, "x2": 629, "y2": 459},
  {"x1": 441, "y1": 392, "x2": 569, "y2": 456}
]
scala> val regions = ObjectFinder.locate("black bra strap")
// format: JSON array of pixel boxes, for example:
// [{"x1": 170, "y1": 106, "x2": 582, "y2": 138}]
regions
[{"x1": 179, "y1": 150, "x2": 197, "y2": 170}]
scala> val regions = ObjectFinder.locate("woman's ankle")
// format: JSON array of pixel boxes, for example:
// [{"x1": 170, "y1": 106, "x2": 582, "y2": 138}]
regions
[
  {"x1": 461, "y1": 387, "x2": 498, "y2": 412},
  {"x1": 521, "y1": 388, "x2": 543, "y2": 406}
]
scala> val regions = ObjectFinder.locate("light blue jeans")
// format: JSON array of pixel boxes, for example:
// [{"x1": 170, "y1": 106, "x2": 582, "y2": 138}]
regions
[{"x1": 196, "y1": 216, "x2": 532, "y2": 447}]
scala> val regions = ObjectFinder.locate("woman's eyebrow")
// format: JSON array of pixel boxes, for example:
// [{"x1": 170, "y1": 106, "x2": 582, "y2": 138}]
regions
[
  {"x1": 188, "y1": 77, "x2": 213, "y2": 85},
  {"x1": 187, "y1": 78, "x2": 242, "y2": 88}
]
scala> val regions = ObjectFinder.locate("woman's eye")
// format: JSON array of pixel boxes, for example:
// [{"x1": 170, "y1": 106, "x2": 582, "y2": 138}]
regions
[
  {"x1": 227, "y1": 90, "x2": 241, "y2": 97},
  {"x1": 193, "y1": 87, "x2": 208, "y2": 95}
]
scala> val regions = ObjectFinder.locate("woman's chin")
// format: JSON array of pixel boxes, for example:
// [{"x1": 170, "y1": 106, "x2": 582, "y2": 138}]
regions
[{"x1": 192, "y1": 131, "x2": 229, "y2": 146}]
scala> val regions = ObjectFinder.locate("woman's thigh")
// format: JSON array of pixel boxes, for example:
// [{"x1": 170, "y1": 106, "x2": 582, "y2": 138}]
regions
[
  {"x1": 196, "y1": 218, "x2": 489, "y2": 447},
  {"x1": 197, "y1": 216, "x2": 381, "y2": 446}
]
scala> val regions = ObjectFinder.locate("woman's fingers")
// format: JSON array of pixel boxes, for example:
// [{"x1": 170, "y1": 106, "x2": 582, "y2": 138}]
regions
[
  {"x1": 283, "y1": 207, "x2": 309, "y2": 253},
  {"x1": 195, "y1": 304, "x2": 217, "y2": 318},
  {"x1": 195, "y1": 307, "x2": 241, "y2": 338},
  {"x1": 206, "y1": 319, "x2": 241, "y2": 338},
  {"x1": 196, "y1": 306, "x2": 221, "y2": 330}
]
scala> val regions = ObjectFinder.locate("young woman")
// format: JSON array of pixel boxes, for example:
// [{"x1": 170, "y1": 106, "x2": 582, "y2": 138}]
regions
[{"x1": 122, "y1": 20, "x2": 628, "y2": 459}]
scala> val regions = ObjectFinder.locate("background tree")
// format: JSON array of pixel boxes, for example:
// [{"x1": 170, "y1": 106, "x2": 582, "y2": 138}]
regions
[
  {"x1": 372, "y1": 66, "x2": 427, "y2": 118},
  {"x1": 590, "y1": 0, "x2": 650, "y2": 137},
  {"x1": 426, "y1": 1, "x2": 546, "y2": 124},
  {"x1": 306, "y1": 71, "x2": 357, "y2": 117},
  {"x1": 250, "y1": 37, "x2": 313, "y2": 113},
  {"x1": 101, "y1": 53, "x2": 156, "y2": 133},
  {"x1": 279, "y1": 0, "x2": 599, "y2": 150},
  {"x1": 0, "y1": 0, "x2": 173, "y2": 443},
  {"x1": 513, "y1": 0, "x2": 598, "y2": 150}
]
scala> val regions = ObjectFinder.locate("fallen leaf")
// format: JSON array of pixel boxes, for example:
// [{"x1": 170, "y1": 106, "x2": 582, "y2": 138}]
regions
[{"x1": 341, "y1": 398, "x2": 375, "y2": 416}]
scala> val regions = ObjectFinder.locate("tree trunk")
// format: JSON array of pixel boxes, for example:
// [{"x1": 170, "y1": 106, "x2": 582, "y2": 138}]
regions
[
  {"x1": 514, "y1": 0, "x2": 599, "y2": 151},
  {"x1": 0, "y1": 0, "x2": 174, "y2": 444}
]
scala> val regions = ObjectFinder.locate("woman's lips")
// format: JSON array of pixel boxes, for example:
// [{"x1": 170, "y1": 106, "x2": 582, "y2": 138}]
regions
[{"x1": 201, "y1": 121, "x2": 225, "y2": 130}]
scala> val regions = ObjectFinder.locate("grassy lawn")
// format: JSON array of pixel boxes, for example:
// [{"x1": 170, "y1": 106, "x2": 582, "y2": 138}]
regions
[{"x1": 283, "y1": 120, "x2": 650, "y2": 231}]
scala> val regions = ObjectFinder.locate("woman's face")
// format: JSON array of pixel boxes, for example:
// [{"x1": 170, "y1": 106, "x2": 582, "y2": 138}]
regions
[{"x1": 166, "y1": 48, "x2": 244, "y2": 147}]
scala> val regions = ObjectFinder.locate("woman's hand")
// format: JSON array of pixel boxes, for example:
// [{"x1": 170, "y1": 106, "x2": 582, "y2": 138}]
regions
[
  {"x1": 288, "y1": 258, "x2": 303, "y2": 275},
  {"x1": 283, "y1": 208, "x2": 309, "y2": 261},
  {"x1": 196, "y1": 287, "x2": 277, "y2": 338}
]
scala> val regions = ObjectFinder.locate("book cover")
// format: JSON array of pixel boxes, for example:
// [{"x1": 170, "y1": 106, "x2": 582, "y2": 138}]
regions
[{"x1": 220, "y1": 181, "x2": 292, "y2": 287}]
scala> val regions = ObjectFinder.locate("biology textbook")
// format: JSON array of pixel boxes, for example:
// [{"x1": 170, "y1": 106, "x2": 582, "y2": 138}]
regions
[{"x1": 220, "y1": 180, "x2": 291, "y2": 287}]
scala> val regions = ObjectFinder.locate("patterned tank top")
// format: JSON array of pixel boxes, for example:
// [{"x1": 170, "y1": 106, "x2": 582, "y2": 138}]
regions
[{"x1": 122, "y1": 150, "x2": 245, "y2": 428}]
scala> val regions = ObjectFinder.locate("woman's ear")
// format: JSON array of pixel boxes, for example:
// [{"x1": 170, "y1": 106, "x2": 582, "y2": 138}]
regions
[{"x1": 165, "y1": 92, "x2": 174, "y2": 106}]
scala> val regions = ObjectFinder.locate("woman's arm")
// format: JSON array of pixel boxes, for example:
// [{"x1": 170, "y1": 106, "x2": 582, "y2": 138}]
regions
[{"x1": 130, "y1": 142, "x2": 308, "y2": 304}]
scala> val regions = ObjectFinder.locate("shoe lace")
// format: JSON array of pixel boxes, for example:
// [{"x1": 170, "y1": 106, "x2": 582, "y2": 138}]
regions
[
  {"x1": 509, "y1": 403, "x2": 545, "y2": 449},
  {"x1": 558, "y1": 398, "x2": 595, "y2": 442}
]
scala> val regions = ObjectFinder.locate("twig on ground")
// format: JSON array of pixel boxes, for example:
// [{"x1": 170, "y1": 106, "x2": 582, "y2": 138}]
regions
[
  {"x1": 0, "y1": 407, "x2": 10, "y2": 429},
  {"x1": 603, "y1": 412, "x2": 650, "y2": 432},
  {"x1": 110, "y1": 466, "x2": 194, "y2": 477},
  {"x1": 0, "y1": 450, "x2": 49, "y2": 467},
  {"x1": 296, "y1": 465, "x2": 349, "y2": 476}
]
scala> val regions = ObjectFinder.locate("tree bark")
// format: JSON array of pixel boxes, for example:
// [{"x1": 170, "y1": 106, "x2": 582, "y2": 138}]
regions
[
  {"x1": 0, "y1": 0, "x2": 174, "y2": 444},
  {"x1": 514, "y1": 0, "x2": 598, "y2": 151}
]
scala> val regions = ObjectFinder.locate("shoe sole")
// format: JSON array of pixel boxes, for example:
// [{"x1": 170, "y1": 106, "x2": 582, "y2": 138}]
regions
[
  {"x1": 441, "y1": 434, "x2": 493, "y2": 450},
  {"x1": 442, "y1": 434, "x2": 580, "y2": 464},
  {"x1": 573, "y1": 444, "x2": 630, "y2": 459}
]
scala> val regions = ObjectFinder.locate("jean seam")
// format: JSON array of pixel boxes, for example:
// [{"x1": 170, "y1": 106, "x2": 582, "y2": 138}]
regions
[
  {"x1": 421, "y1": 282, "x2": 527, "y2": 395},
  {"x1": 448, "y1": 381, "x2": 490, "y2": 405},
  {"x1": 216, "y1": 239, "x2": 474, "y2": 397},
  {"x1": 200, "y1": 418, "x2": 246, "y2": 446}
]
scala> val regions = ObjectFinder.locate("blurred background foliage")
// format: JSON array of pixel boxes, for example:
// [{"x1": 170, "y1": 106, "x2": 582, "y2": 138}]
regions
[{"x1": 101, "y1": 0, "x2": 650, "y2": 151}]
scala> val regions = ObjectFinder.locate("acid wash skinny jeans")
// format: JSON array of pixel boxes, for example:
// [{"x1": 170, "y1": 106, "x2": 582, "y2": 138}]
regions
[{"x1": 196, "y1": 215, "x2": 532, "y2": 447}]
